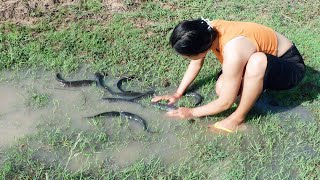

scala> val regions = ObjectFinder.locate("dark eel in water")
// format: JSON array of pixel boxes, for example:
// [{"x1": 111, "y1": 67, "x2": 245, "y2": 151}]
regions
[
  {"x1": 151, "y1": 102, "x2": 178, "y2": 111},
  {"x1": 116, "y1": 76, "x2": 140, "y2": 93},
  {"x1": 56, "y1": 73, "x2": 97, "y2": 87},
  {"x1": 86, "y1": 111, "x2": 155, "y2": 133},
  {"x1": 103, "y1": 90, "x2": 203, "y2": 112},
  {"x1": 95, "y1": 73, "x2": 155, "y2": 99},
  {"x1": 184, "y1": 92, "x2": 203, "y2": 107},
  {"x1": 56, "y1": 73, "x2": 155, "y2": 99},
  {"x1": 114, "y1": 76, "x2": 203, "y2": 110},
  {"x1": 101, "y1": 89, "x2": 155, "y2": 102},
  {"x1": 115, "y1": 75, "x2": 203, "y2": 107},
  {"x1": 151, "y1": 92, "x2": 203, "y2": 111},
  {"x1": 102, "y1": 97, "x2": 178, "y2": 112}
]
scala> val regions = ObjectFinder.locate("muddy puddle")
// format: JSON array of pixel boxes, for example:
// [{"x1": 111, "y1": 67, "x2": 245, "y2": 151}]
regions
[
  {"x1": 0, "y1": 69, "x2": 317, "y2": 175},
  {"x1": 0, "y1": 69, "x2": 211, "y2": 171}
]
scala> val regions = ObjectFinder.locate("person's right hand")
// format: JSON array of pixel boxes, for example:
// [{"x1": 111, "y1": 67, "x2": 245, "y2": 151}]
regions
[{"x1": 151, "y1": 92, "x2": 182, "y2": 105}]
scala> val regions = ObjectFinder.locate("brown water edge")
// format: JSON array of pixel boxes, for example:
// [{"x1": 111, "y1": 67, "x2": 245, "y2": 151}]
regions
[{"x1": 0, "y1": 69, "x2": 220, "y2": 173}]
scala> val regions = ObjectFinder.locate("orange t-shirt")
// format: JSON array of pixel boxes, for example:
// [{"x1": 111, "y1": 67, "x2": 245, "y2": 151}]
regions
[{"x1": 210, "y1": 20, "x2": 278, "y2": 63}]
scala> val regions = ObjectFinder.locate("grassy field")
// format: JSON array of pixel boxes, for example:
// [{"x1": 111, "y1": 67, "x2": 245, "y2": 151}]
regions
[{"x1": 0, "y1": 0, "x2": 320, "y2": 179}]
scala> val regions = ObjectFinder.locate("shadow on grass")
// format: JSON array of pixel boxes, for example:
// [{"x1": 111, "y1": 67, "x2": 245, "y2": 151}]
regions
[
  {"x1": 186, "y1": 70, "x2": 221, "y2": 93},
  {"x1": 270, "y1": 66, "x2": 320, "y2": 104},
  {"x1": 248, "y1": 66, "x2": 320, "y2": 125},
  {"x1": 255, "y1": 66, "x2": 320, "y2": 107}
]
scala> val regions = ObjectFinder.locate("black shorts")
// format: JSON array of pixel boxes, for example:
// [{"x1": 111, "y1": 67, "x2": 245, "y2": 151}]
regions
[
  {"x1": 263, "y1": 44, "x2": 305, "y2": 90},
  {"x1": 216, "y1": 44, "x2": 305, "y2": 91}
]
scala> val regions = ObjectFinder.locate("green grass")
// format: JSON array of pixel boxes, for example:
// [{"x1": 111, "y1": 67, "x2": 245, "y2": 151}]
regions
[
  {"x1": 25, "y1": 90, "x2": 50, "y2": 109},
  {"x1": 0, "y1": 0, "x2": 320, "y2": 179}
]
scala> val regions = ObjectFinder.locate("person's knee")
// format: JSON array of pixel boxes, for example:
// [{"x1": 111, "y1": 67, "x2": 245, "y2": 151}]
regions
[{"x1": 245, "y1": 52, "x2": 268, "y2": 78}]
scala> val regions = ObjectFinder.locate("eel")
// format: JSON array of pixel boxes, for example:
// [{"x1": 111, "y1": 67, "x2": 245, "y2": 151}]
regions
[
  {"x1": 56, "y1": 73, "x2": 97, "y2": 87},
  {"x1": 86, "y1": 111, "x2": 155, "y2": 133},
  {"x1": 116, "y1": 76, "x2": 139, "y2": 93},
  {"x1": 102, "y1": 97, "x2": 137, "y2": 103},
  {"x1": 151, "y1": 92, "x2": 203, "y2": 111},
  {"x1": 151, "y1": 102, "x2": 178, "y2": 111},
  {"x1": 102, "y1": 98, "x2": 178, "y2": 112},
  {"x1": 95, "y1": 73, "x2": 154, "y2": 98},
  {"x1": 56, "y1": 72, "x2": 155, "y2": 99},
  {"x1": 184, "y1": 92, "x2": 203, "y2": 106}
]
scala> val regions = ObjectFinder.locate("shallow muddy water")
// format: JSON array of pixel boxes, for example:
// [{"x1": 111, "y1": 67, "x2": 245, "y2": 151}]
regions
[
  {"x1": 0, "y1": 69, "x2": 209, "y2": 171},
  {"x1": 0, "y1": 69, "x2": 317, "y2": 174}
]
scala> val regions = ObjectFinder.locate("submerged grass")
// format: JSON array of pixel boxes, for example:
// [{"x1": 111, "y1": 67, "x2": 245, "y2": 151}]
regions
[
  {"x1": 0, "y1": 0, "x2": 319, "y2": 179},
  {"x1": 25, "y1": 90, "x2": 50, "y2": 109}
]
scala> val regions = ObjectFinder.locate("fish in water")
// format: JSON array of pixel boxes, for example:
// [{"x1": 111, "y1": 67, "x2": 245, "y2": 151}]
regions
[{"x1": 86, "y1": 111, "x2": 155, "y2": 133}]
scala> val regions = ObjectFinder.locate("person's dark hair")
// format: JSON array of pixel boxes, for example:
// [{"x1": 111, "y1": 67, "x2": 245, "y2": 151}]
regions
[{"x1": 169, "y1": 18, "x2": 217, "y2": 56}]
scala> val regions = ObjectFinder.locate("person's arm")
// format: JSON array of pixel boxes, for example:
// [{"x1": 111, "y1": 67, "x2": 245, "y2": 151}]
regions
[
  {"x1": 191, "y1": 40, "x2": 254, "y2": 117},
  {"x1": 191, "y1": 58, "x2": 244, "y2": 117},
  {"x1": 167, "y1": 53, "x2": 244, "y2": 118},
  {"x1": 175, "y1": 57, "x2": 205, "y2": 96},
  {"x1": 152, "y1": 57, "x2": 205, "y2": 104},
  {"x1": 167, "y1": 37, "x2": 257, "y2": 119}
]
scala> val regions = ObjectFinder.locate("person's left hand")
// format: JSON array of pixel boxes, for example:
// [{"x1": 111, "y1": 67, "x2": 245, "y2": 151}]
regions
[{"x1": 166, "y1": 107, "x2": 194, "y2": 119}]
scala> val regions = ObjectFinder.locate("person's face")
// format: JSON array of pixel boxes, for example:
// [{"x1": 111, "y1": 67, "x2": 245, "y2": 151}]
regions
[{"x1": 182, "y1": 50, "x2": 208, "y2": 60}]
